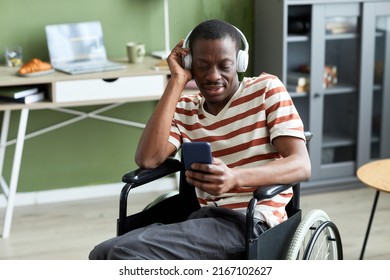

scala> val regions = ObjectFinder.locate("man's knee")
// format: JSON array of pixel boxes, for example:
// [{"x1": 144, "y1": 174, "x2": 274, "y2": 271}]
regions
[
  {"x1": 89, "y1": 244, "x2": 106, "y2": 260},
  {"x1": 107, "y1": 245, "x2": 146, "y2": 260},
  {"x1": 89, "y1": 237, "x2": 121, "y2": 260}
]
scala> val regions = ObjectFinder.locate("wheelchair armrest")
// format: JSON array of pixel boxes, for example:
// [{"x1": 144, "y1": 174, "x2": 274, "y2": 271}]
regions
[
  {"x1": 252, "y1": 184, "x2": 294, "y2": 201},
  {"x1": 246, "y1": 183, "x2": 296, "y2": 241},
  {"x1": 122, "y1": 157, "x2": 183, "y2": 187},
  {"x1": 119, "y1": 157, "x2": 183, "y2": 226}
]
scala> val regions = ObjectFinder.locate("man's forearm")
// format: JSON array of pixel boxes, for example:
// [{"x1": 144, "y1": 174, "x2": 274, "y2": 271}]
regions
[{"x1": 135, "y1": 78, "x2": 187, "y2": 168}]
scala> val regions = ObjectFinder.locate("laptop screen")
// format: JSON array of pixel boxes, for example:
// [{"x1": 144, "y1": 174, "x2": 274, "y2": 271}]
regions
[{"x1": 45, "y1": 21, "x2": 107, "y2": 66}]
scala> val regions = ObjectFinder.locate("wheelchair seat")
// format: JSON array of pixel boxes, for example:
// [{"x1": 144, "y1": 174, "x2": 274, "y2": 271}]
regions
[{"x1": 117, "y1": 132, "x2": 343, "y2": 260}]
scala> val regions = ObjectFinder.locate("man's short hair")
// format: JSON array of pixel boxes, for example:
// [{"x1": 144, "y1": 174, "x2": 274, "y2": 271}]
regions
[{"x1": 188, "y1": 19, "x2": 242, "y2": 53}]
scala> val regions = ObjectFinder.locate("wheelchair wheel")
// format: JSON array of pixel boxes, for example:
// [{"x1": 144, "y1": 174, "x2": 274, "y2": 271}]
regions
[{"x1": 286, "y1": 209, "x2": 343, "y2": 260}]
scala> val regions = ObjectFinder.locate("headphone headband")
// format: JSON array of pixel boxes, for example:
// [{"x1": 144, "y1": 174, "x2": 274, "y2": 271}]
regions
[{"x1": 182, "y1": 24, "x2": 249, "y2": 72}]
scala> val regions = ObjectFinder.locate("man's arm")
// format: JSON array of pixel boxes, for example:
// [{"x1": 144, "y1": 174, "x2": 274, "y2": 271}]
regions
[{"x1": 135, "y1": 40, "x2": 192, "y2": 169}]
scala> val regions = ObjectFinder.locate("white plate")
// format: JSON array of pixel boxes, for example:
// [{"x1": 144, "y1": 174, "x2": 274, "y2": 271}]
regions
[{"x1": 18, "y1": 68, "x2": 55, "y2": 77}]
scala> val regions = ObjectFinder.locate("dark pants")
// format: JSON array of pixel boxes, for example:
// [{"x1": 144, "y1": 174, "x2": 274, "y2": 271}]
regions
[{"x1": 89, "y1": 207, "x2": 249, "y2": 260}]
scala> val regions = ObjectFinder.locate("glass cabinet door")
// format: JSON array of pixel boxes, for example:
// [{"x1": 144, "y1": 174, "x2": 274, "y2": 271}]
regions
[
  {"x1": 286, "y1": 5, "x2": 312, "y2": 134},
  {"x1": 256, "y1": 1, "x2": 390, "y2": 189},
  {"x1": 358, "y1": 2, "x2": 390, "y2": 167},
  {"x1": 309, "y1": 3, "x2": 361, "y2": 180}
]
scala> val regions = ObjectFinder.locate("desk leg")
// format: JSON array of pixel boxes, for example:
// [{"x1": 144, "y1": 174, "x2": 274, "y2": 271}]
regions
[
  {"x1": 0, "y1": 110, "x2": 11, "y2": 196},
  {"x1": 2, "y1": 108, "x2": 29, "y2": 238},
  {"x1": 359, "y1": 190, "x2": 380, "y2": 260}
]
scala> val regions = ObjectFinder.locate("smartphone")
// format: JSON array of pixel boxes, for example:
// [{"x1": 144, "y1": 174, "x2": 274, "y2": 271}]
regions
[{"x1": 182, "y1": 142, "x2": 212, "y2": 170}]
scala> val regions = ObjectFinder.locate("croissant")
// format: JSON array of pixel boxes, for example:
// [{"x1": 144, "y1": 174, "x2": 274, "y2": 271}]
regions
[{"x1": 18, "y1": 58, "x2": 52, "y2": 74}]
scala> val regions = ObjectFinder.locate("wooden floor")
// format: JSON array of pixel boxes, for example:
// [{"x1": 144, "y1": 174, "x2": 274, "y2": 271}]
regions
[{"x1": 1, "y1": 186, "x2": 389, "y2": 260}]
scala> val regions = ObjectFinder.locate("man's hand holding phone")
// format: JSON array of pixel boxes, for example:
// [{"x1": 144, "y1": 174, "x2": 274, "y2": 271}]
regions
[{"x1": 182, "y1": 142, "x2": 237, "y2": 196}]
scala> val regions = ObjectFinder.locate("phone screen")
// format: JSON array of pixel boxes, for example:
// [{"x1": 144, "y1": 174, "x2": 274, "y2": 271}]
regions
[{"x1": 182, "y1": 142, "x2": 212, "y2": 170}]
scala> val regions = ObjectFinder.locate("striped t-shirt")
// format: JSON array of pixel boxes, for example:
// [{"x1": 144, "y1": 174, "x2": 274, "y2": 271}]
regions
[{"x1": 169, "y1": 73, "x2": 305, "y2": 227}]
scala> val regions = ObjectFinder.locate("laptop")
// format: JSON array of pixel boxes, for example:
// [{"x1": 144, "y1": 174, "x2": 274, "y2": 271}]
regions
[{"x1": 45, "y1": 21, "x2": 126, "y2": 75}]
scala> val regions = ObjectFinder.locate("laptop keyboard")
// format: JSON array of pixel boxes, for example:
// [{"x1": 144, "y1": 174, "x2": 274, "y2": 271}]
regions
[{"x1": 57, "y1": 61, "x2": 126, "y2": 75}]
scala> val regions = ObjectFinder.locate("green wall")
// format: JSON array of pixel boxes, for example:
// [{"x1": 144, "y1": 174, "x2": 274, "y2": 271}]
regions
[{"x1": 0, "y1": 0, "x2": 253, "y2": 192}]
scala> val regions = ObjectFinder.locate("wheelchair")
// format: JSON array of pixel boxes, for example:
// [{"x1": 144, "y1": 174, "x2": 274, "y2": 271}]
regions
[{"x1": 116, "y1": 133, "x2": 343, "y2": 260}]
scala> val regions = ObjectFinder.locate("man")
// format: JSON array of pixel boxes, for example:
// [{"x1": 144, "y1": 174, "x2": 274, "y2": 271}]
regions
[{"x1": 89, "y1": 19, "x2": 311, "y2": 260}]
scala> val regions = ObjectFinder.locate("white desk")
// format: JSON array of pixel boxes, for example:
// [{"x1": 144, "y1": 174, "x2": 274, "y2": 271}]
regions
[{"x1": 0, "y1": 57, "x2": 169, "y2": 238}]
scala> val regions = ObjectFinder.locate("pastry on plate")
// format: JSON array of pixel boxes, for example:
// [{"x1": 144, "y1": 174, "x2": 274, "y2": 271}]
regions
[{"x1": 18, "y1": 58, "x2": 52, "y2": 75}]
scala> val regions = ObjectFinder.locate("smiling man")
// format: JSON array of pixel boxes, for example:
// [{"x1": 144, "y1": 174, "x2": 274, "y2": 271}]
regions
[{"x1": 89, "y1": 19, "x2": 311, "y2": 260}]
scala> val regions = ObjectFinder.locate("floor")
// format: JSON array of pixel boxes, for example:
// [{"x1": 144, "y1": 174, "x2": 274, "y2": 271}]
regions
[{"x1": 0, "y1": 186, "x2": 389, "y2": 260}]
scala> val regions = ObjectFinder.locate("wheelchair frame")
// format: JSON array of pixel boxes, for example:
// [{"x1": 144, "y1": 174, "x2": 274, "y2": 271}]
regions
[
  {"x1": 117, "y1": 133, "x2": 343, "y2": 260},
  {"x1": 117, "y1": 158, "x2": 343, "y2": 260}
]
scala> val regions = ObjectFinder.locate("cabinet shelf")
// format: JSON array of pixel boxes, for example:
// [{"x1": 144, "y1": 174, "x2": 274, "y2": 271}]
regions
[
  {"x1": 289, "y1": 91, "x2": 308, "y2": 98},
  {"x1": 371, "y1": 134, "x2": 380, "y2": 144},
  {"x1": 323, "y1": 84, "x2": 357, "y2": 95},
  {"x1": 287, "y1": 85, "x2": 309, "y2": 97},
  {"x1": 287, "y1": 34, "x2": 310, "y2": 42},
  {"x1": 325, "y1": 33, "x2": 359, "y2": 40},
  {"x1": 288, "y1": 84, "x2": 356, "y2": 97},
  {"x1": 373, "y1": 84, "x2": 382, "y2": 91},
  {"x1": 322, "y1": 134, "x2": 355, "y2": 148},
  {"x1": 376, "y1": 30, "x2": 386, "y2": 38}
]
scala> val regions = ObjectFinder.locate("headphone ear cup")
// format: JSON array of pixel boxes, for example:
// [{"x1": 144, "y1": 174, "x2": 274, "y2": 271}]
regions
[
  {"x1": 183, "y1": 54, "x2": 192, "y2": 70},
  {"x1": 236, "y1": 50, "x2": 249, "y2": 73}
]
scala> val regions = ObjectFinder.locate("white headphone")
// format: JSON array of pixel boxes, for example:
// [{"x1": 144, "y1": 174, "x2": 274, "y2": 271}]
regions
[{"x1": 182, "y1": 25, "x2": 249, "y2": 73}]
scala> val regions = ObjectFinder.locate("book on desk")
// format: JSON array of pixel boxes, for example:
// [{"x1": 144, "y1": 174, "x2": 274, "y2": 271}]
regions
[{"x1": 0, "y1": 86, "x2": 45, "y2": 104}]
